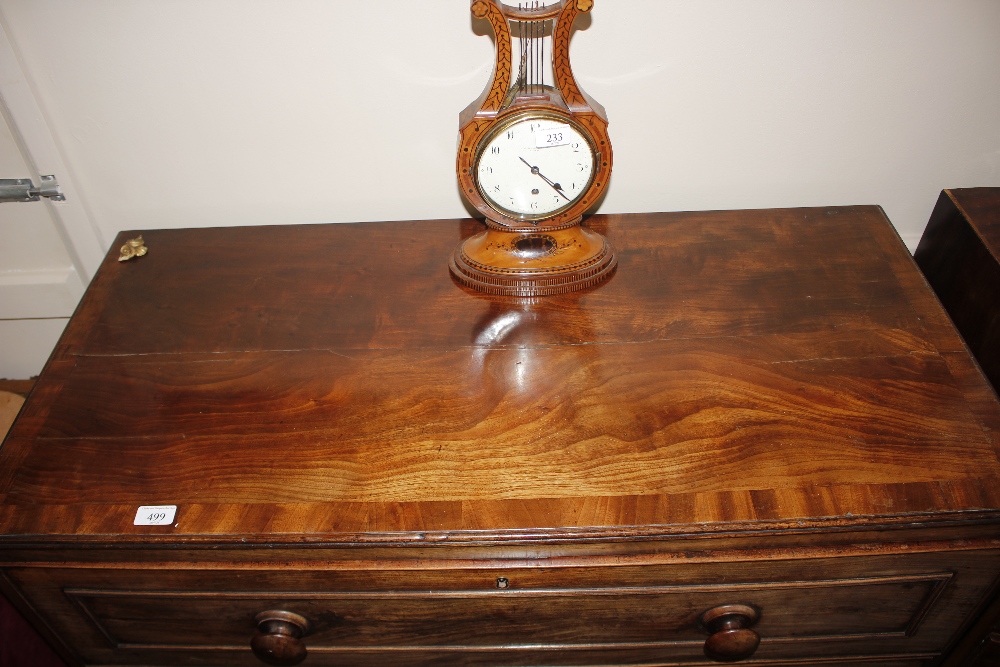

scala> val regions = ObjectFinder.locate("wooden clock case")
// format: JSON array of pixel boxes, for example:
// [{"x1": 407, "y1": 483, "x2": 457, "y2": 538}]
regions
[{"x1": 451, "y1": 0, "x2": 617, "y2": 296}]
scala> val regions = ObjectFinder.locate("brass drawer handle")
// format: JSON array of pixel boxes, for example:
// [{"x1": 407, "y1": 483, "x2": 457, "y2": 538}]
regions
[
  {"x1": 700, "y1": 604, "x2": 761, "y2": 662},
  {"x1": 250, "y1": 610, "x2": 312, "y2": 666}
]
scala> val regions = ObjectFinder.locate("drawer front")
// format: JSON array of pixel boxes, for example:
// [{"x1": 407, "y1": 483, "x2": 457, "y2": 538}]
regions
[{"x1": 5, "y1": 548, "x2": 998, "y2": 666}]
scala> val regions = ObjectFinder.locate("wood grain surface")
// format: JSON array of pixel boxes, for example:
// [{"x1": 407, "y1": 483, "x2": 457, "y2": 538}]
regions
[
  {"x1": 947, "y1": 187, "x2": 1000, "y2": 249},
  {"x1": 3, "y1": 209, "x2": 1000, "y2": 667},
  {"x1": 1, "y1": 208, "x2": 999, "y2": 543}
]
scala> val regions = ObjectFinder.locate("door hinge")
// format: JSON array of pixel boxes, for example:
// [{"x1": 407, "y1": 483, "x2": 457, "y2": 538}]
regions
[{"x1": 0, "y1": 175, "x2": 65, "y2": 202}]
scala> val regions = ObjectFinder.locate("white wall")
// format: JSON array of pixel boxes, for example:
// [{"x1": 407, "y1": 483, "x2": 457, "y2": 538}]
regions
[{"x1": 0, "y1": 0, "x2": 998, "y2": 376}]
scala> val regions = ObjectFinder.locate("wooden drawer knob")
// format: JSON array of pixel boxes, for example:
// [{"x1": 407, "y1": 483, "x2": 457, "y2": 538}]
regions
[
  {"x1": 700, "y1": 604, "x2": 761, "y2": 662},
  {"x1": 250, "y1": 610, "x2": 312, "y2": 666}
]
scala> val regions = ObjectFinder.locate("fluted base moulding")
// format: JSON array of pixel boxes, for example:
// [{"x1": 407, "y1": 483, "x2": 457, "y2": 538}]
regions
[{"x1": 449, "y1": 224, "x2": 617, "y2": 297}]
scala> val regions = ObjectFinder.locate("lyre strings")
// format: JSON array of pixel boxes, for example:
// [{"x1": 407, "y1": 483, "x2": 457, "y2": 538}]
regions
[{"x1": 514, "y1": 2, "x2": 552, "y2": 97}]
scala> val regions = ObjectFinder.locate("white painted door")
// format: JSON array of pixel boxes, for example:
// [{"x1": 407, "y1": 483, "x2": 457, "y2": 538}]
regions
[
  {"x1": 0, "y1": 111, "x2": 77, "y2": 379},
  {"x1": 0, "y1": 18, "x2": 104, "y2": 379}
]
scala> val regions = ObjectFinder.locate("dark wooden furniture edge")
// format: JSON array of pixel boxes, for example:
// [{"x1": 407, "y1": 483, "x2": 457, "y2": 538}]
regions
[
  {"x1": 914, "y1": 188, "x2": 1000, "y2": 396},
  {"x1": 0, "y1": 569, "x2": 78, "y2": 666}
]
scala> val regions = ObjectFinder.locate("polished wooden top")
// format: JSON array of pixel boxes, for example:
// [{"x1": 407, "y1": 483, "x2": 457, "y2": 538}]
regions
[
  {"x1": 1, "y1": 209, "x2": 999, "y2": 544},
  {"x1": 949, "y1": 187, "x2": 1000, "y2": 252}
]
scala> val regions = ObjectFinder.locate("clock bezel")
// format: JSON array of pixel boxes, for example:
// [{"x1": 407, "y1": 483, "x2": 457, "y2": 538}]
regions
[{"x1": 473, "y1": 109, "x2": 598, "y2": 224}]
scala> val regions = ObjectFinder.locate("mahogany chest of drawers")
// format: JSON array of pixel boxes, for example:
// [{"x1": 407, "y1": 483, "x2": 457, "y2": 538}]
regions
[{"x1": 2, "y1": 209, "x2": 1000, "y2": 666}]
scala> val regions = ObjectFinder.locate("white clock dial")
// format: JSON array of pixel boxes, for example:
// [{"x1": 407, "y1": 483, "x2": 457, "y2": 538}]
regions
[{"x1": 475, "y1": 114, "x2": 596, "y2": 221}]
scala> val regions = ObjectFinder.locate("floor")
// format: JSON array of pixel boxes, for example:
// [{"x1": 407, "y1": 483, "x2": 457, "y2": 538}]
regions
[
  {"x1": 1, "y1": 384, "x2": 70, "y2": 667},
  {"x1": 0, "y1": 390, "x2": 23, "y2": 437}
]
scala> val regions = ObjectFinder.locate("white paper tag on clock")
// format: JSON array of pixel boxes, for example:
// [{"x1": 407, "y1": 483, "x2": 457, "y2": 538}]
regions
[
  {"x1": 133, "y1": 505, "x2": 176, "y2": 526},
  {"x1": 535, "y1": 123, "x2": 572, "y2": 148}
]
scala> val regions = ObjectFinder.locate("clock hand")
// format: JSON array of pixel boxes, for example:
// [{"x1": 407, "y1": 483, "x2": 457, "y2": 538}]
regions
[{"x1": 519, "y1": 157, "x2": 571, "y2": 201}]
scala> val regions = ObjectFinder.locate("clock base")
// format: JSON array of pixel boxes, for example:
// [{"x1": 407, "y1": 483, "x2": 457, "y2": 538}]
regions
[{"x1": 449, "y1": 225, "x2": 617, "y2": 297}]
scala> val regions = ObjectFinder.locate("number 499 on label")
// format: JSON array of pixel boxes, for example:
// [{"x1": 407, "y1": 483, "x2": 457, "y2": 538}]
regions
[{"x1": 133, "y1": 505, "x2": 177, "y2": 526}]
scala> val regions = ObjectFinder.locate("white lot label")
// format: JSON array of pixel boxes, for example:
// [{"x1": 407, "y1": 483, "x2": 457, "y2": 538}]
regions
[
  {"x1": 133, "y1": 505, "x2": 177, "y2": 526},
  {"x1": 535, "y1": 123, "x2": 572, "y2": 148}
]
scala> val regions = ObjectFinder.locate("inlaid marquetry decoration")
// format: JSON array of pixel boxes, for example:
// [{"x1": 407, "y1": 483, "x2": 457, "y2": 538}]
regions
[{"x1": 451, "y1": 0, "x2": 616, "y2": 296}]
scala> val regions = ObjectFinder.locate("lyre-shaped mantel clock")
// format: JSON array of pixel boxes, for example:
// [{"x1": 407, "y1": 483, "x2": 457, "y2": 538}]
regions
[{"x1": 450, "y1": 0, "x2": 616, "y2": 297}]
